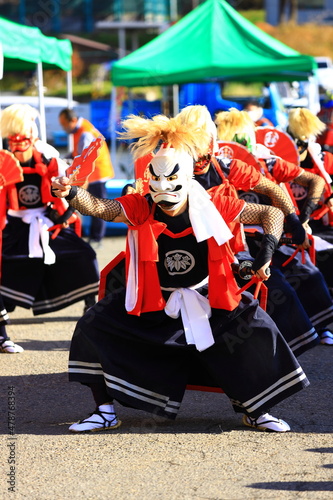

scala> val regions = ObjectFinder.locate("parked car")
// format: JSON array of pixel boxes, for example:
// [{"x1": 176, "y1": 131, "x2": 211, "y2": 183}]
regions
[
  {"x1": 0, "y1": 95, "x2": 90, "y2": 145},
  {"x1": 275, "y1": 78, "x2": 321, "y2": 116},
  {"x1": 178, "y1": 81, "x2": 288, "y2": 129},
  {"x1": 315, "y1": 57, "x2": 333, "y2": 93},
  {"x1": 317, "y1": 99, "x2": 333, "y2": 153}
]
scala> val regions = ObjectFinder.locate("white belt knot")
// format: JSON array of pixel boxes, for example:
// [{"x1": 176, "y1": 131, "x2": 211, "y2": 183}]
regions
[
  {"x1": 8, "y1": 208, "x2": 56, "y2": 265},
  {"x1": 164, "y1": 287, "x2": 214, "y2": 352}
]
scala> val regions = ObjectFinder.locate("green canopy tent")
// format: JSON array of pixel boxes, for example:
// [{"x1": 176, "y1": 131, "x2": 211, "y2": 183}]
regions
[
  {"x1": 0, "y1": 17, "x2": 73, "y2": 142},
  {"x1": 111, "y1": 0, "x2": 316, "y2": 87},
  {"x1": 41, "y1": 37, "x2": 73, "y2": 72},
  {"x1": 0, "y1": 17, "x2": 42, "y2": 72},
  {"x1": 0, "y1": 42, "x2": 3, "y2": 80},
  {"x1": 109, "y1": 0, "x2": 316, "y2": 167}
]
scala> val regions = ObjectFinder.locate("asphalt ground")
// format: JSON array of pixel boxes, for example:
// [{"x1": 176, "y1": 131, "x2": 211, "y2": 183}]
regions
[{"x1": 1, "y1": 235, "x2": 332, "y2": 500}]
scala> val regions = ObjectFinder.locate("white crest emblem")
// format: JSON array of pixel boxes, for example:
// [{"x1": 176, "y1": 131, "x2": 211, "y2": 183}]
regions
[
  {"x1": 263, "y1": 130, "x2": 279, "y2": 149},
  {"x1": 18, "y1": 185, "x2": 40, "y2": 206},
  {"x1": 217, "y1": 145, "x2": 234, "y2": 160},
  {"x1": 164, "y1": 250, "x2": 195, "y2": 275}
]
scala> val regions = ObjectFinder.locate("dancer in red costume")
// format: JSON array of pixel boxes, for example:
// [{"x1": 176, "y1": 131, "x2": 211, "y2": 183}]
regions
[
  {"x1": 52, "y1": 114, "x2": 309, "y2": 433},
  {"x1": 215, "y1": 108, "x2": 333, "y2": 346},
  {"x1": 0, "y1": 148, "x2": 24, "y2": 353},
  {"x1": 0, "y1": 293, "x2": 23, "y2": 353},
  {"x1": 287, "y1": 107, "x2": 333, "y2": 344},
  {"x1": 287, "y1": 107, "x2": 333, "y2": 241},
  {"x1": 174, "y1": 105, "x2": 320, "y2": 356},
  {"x1": 0, "y1": 104, "x2": 99, "y2": 316}
]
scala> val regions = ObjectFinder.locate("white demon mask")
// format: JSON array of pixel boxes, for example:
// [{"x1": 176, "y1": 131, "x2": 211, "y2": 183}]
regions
[{"x1": 149, "y1": 146, "x2": 194, "y2": 211}]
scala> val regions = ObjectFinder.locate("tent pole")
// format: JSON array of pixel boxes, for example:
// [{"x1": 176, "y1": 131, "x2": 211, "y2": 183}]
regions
[
  {"x1": 66, "y1": 70, "x2": 74, "y2": 108},
  {"x1": 66, "y1": 70, "x2": 74, "y2": 153},
  {"x1": 162, "y1": 87, "x2": 169, "y2": 115},
  {"x1": 0, "y1": 87, "x2": 2, "y2": 149},
  {"x1": 37, "y1": 62, "x2": 47, "y2": 143},
  {"x1": 110, "y1": 85, "x2": 118, "y2": 172},
  {"x1": 172, "y1": 84, "x2": 179, "y2": 116},
  {"x1": 118, "y1": 28, "x2": 126, "y2": 58},
  {"x1": 170, "y1": 0, "x2": 178, "y2": 22},
  {"x1": 0, "y1": 42, "x2": 3, "y2": 149}
]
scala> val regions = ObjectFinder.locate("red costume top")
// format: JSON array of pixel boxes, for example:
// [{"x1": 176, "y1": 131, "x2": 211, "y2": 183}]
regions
[
  {"x1": 0, "y1": 149, "x2": 66, "y2": 230},
  {"x1": 257, "y1": 157, "x2": 302, "y2": 184},
  {"x1": 118, "y1": 192, "x2": 245, "y2": 316},
  {"x1": 195, "y1": 156, "x2": 262, "y2": 253}
]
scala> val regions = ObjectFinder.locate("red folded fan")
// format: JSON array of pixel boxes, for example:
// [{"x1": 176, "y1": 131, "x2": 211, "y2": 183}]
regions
[
  {"x1": 0, "y1": 150, "x2": 24, "y2": 187},
  {"x1": 255, "y1": 127, "x2": 300, "y2": 165},
  {"x1": 216, "y1": 141, "x2": 262, "y2": 169},
  {"x1": 65, "y1": 136, "x2": 104, "y2": 187}
]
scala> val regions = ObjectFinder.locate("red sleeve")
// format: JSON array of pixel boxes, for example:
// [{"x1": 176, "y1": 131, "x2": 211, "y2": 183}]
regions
[
  {"x1": 47, "y1": 157, "x2": 60, "y2": 179},
  {"x1": 324, "y1": 152, "x2": 333, "y2": 175},
  {"x1": 210, "y1": 192, "x2": 246, "y2": 223},
  {"x1": 0, "y1": 188, "x2": 8, "y2": 231},
  {"x1": 271, "y1": 158, "x2": 303, "y2": 183},
  {"x1": 228, "y1": 159, "x2": 262, "y2": 190},
  {"x1": 116, "y1": 193, "x2": 150, "y2": 225},
  {"x1": 118, "y1": 192, "x2": 245, "y2": 226}
]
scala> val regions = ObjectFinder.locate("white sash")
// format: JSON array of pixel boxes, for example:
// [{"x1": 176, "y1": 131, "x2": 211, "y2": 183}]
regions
[
  {"x1": 164, "y1": 278, "x2": 213, "y2": 352},
  {"x1": 8, "y1": 207, "x2": 56, "y2": 265}
]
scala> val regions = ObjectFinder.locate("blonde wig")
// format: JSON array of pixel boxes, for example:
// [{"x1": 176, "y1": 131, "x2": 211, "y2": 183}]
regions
[
  {"x1": 214, "y1": 108, "x2": 255, "y2": 141},
  {"x1": 288, "y1": 107, "x2": 326, "y2": 140},
  {"x1": 174, "y1": 105, "x2": 217, "y2": 157},
  {"x1": 118, "y1": 113, "x2": 211, "y2": 160},
  {"x1": 1, "y1": 104, "x2": 39, "y2": 139}
]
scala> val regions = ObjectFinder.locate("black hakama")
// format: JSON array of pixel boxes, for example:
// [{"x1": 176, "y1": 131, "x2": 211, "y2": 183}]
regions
[
  {"x1": 1, "y1": 215, "x2": 99, "y2": 315},
  {"x1": 272, "y1": 245, "x2": 333, "y2": 330},
  {"x1": 69, "y1": 288, "x2": 309, "y2": 420}
]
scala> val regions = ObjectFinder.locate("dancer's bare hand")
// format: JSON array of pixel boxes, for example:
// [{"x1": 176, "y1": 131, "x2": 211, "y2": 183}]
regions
[{"x1": 51, "y1": 176, "x2": 72, "y2": 198}]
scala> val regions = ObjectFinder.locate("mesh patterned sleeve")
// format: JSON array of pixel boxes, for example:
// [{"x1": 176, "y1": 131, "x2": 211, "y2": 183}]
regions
[
  {"x1": 253, "y1": 176, "x2": 295, "y2": 215},
  {"x1": 239, "y1": 203, "x2": 284, "y2": 271},
  {"x1": 294, "y1": 170, "x2": 325, "y2": 204},
  {"x1": 239, "y1": 202, "x2": 284, "y2": 242},
  {"x1": 294, "y1": 171, "x2": 326, "y2": 223},
  {"x1": 67, "y1": 186, "x2": 122, "y2": 222}
]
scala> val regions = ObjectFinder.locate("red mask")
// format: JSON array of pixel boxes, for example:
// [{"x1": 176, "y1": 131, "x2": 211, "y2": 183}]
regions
[
  {"x1": 194, "y1": 138, "x2": 214, "y2": 174},
  {"x1": 8, "y1": 135, "x2": 32, "y2": 153}
]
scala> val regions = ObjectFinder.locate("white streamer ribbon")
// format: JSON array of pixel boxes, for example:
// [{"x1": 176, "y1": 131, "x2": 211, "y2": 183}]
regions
[
  {"x1": 188, "y1": 179, "x2": 233, "y2": 245},
  {"x1": 8, "y1": 207, "x2": 56, "y2": 265},
  {"x1": 308, "y1": 142, "x2": 332, "y2": 185},
  {"x1": 125, "y1": 230, "x2": 139, "y2": 312}
]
